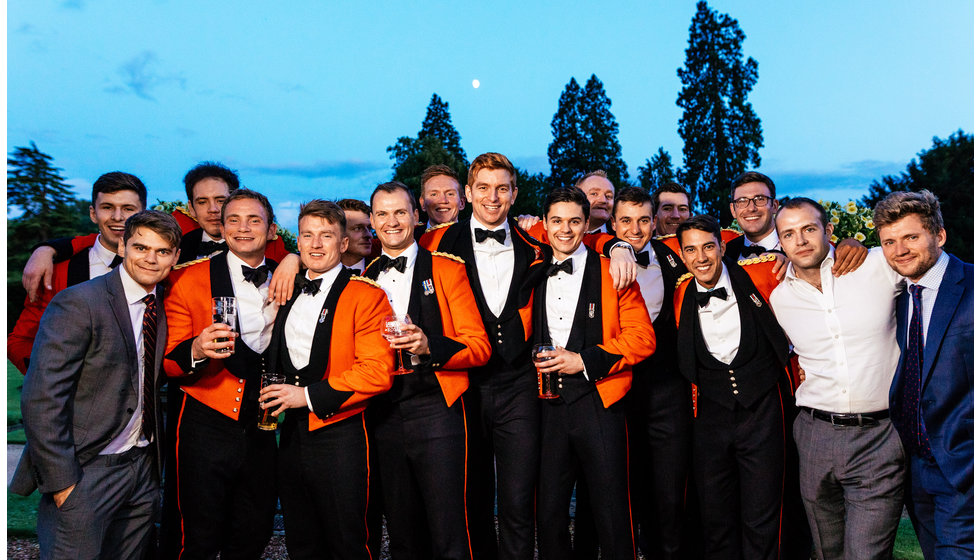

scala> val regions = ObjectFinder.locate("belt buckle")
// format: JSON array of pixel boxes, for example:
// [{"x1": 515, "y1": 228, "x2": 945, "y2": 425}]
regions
[{"x1": 829, "y1": 412, "x2": 853, "y2": 426}]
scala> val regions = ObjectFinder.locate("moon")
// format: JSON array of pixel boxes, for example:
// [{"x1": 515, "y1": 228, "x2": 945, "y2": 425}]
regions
[{"x1": 472, "y1": 79, "x2": 480, "y2": 89}]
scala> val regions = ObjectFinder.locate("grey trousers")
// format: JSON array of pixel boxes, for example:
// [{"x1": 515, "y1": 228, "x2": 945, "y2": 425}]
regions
[
  {"x1": 37, "y1": 447, "x2": 158, "y2": 560},
  {"x1": 793, "y1": 411, "x2": 906, "y2": 560}
]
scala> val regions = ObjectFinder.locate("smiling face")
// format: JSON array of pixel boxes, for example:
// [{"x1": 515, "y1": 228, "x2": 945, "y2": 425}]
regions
[
  {"x1": 343, "y1": 209, "x2": 374, "y2": 259},
  {"x1": 220, "y1": 198, "x2": 275, "y2": 266},
  {"x1": 188, "y1": 178, "x2": 231, "y2": 238},
  {"x1": 775, "y1": 205, "x2": 833, "y2": 273},
  {"x1": 90, "y1": 190, "x2": 144, "y2": 252},
  {"x1": 122, "y1": 227, "x2": 180, "y2": 291},
  {"x1": 465, "y1": 167, "x2": 516, "y2": 228},
  {"x1": 544, "y1": 201, "x2": 588, "y2": 261},
  {"x1": 420, "y1": 174, "x2": 464, "y2": 225},
  {"x1": 730, "y1": 181, "x2": 777, "y2": 241},
  {"x1": 612, "y1": 200, "x2": 655, "y2": 253},
  {"x1": 878, "y1": 214, "x2": 946, "y2": 283},
  {"x1": 578, "y1": 175, "x2": 614, "y2": 230},
  {"x1": 298, "y1": 215, "x2": 348, "y2": 277},
  {"x1": 654, "y1": 191, "x2": 691, "y2": 236},
  {"x1": 679, "y1": 228, "x2": 725, "y2": 289},
  {"x1": 371, "y1": 189, "x2": 419, "y2": 255}
]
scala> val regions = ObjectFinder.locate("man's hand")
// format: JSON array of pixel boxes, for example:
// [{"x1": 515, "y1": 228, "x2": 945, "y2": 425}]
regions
[
  {"x1": 23, "y1": 246, "x2": 57, "y2": 302},
  {"x1": 516, "y1": 214, "x2": 541, "y2": 231},
  {"x1": 190, "y1": 323, "x2": 237, "y2": 360},
  {"x1": 769, "y1": 253, "x2": 789, "y2": 281},
  {"x1": 534, "y1": 346, "x2": 585, "y2": 375},
  {"x1": 608, "y1": 246, "x2": 637, "y2": 290},
  {"x1": 269, "y1": 253, "x2": 301, "y2": 305},
  {"x1": 259, "y1": 383, "x2": 308, "y2": 416},
  {"x1": 389, "y1": 323, "x2": 430, "y2": 356},
  {"x1": 53, "y1": 483, "x2": 76, "y2": 509},
  {"x1": 798, "y1": 367, "x2": 806, "y2": 384},
  {"x1": 831, "y1": 238, "x2": 868, "y2": 277}
]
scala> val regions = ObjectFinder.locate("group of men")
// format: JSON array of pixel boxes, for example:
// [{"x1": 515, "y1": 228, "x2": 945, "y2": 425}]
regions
[{"x1": 8, "y1": 153, "x2": 972, "y2": 560}]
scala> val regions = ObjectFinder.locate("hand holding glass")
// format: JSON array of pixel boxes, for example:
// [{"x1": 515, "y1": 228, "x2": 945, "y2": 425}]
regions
[
  {"x1": 258, "y1": 372, "x2": 285, "y2": 431},
  {"x1": 532, "y1": 344, "x2": 559, "y2": 399},
  {"x1": 382, "y1": 314, "x2": 413, "y2": 375},
  {"x1": 211, "y1": 297, "x2": 237, "y2": 354}
]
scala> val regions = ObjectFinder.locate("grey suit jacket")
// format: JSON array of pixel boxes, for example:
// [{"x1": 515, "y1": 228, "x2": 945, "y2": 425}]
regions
[{"x1": 9, "y1": 267, "x2": 167, "y2": 496}]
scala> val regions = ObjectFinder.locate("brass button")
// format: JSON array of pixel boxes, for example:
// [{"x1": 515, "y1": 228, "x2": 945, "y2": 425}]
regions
[
  {"x1": 233, "y1": 407, "x2": 239, "y2": 413},
  {"x1": 237, "y1": 388, "x2": 243, "y2": 393},
  {"x1": 235, "y1": 397, "x2": 241, "y2": 402},
  {"x1": 239, "y1": 379, "x2": 245, "y2": 384}
]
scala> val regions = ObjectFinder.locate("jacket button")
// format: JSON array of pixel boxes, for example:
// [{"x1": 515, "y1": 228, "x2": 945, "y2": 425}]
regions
[
  {"x1": 733, "y1": 390, "x2": 739, "y2": 395},
  {"x1": 239, "y1": 379, "x2": 245, "y2": 384},
  {"x1": 232, "y1": 407, "x2": 238, "y2": 413},
  {"x1": 295, "y1": 382, "x2": 300, "y2": 386},
  {"x1": 237, "y1": 388, "x2": 243, "y2": 393},
  {"x1": 235, "y1": 397, "x2": 241, "y2": 402}
]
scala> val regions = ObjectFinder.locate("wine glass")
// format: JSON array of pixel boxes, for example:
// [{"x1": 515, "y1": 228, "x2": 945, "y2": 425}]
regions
[
  {"x1": 381, "y1": 314, "x2": 413, "y2": 375},
  {"x1": 211, "y1": 297, "x2": 238, "y2": 354}
]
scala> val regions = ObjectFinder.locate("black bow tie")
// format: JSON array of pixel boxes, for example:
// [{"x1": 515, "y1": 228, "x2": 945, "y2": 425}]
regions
[
  {"x1": 695, "y1": 287, "x2": 728, "y2": 308},
  {"x1": 296, "y1": 276, "x2": 323, "y2": 296},
  {"x1": 199, "y1": 240, "x2": 226, "y2": 256},
  {"x1": 378, "y1": 255, "x2": 407, "y2": 273},
  {"x1": 636, "y1": 250, "x2": 650, "y2": 267},
  {"x1": 475, "y1": 228, "x2": 506, "y2": 244},
  {"x1": 109, "y1": 254, "x2": 123, "y2": 269},
  {"x1": 242, "y1": 264, "x2": 270, "y2": 287},
  {"x1": 741, "y1": 244, "x2": 767, "y2": 258},
  {"x1": 548, "y1": 259, "x2": 573, "y2": 277}
]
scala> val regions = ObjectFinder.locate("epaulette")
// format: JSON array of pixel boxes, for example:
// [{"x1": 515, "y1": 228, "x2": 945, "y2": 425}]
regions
[
  {"x1": 173, "y1": 256, "x2": 211, "y2": 270},
  {"x1": 722, "y1": 227, "x2": 741, "y2": 234},
  {"x1": 675, "y1": 272, "x2": 693, "y2": 288},
  {"x1": 737, "y1": 253, "x2": 777, "y2": 266},
  {"x1": 365, "y1": 256, "x2": 381, "y2": 270},
  {"x1": 654, "y1": 233, "x2": 677, "y2": 241},
  {"x1": 349, "y1": 275, "x2": 382, "y2": 289},
  {"x1": 175, "y1": 205, "x2": 196, "y2": 220},
  {"x1": 432, "y1": 251, "x2": 464, "y2": 264},
  {"x1": 425, "y1": 221, "x2": 453, "y2": 234}
]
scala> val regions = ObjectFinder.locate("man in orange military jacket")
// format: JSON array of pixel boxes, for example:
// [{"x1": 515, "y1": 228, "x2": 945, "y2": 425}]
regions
[
  {"x1": 532, "y1": 188, "x2": 656, "y2": 560},
  {"x1": 164, "y1": 188, "x2": 283, "y2": 559},
  {"x1": 257, "y1": 199, "x2": 394, "y2": 560},
  {"x1": 363, "y1": 181, "x2": 490, "y2": 559}
]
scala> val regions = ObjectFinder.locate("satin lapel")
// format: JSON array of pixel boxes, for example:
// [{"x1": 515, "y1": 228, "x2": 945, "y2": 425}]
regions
[
  {"x1": 178, "y1": 229, "x2": 205, "y2": 264},
  {"x1": 154, "y1": 284, "x2": 168, "y2": 379},
  {"x1": 268, "y1": 280, "x2": 303, "y2": 372},
  {"x1": 66, "y1": 249, "x2": 91, "y2": 286},
  {"x1": 307, "y1": 269, "x2": 353, "y2": 373},
  {"x1": 532, "y1": 271, "x2": 549, "y2": 346},
  {"x1": 727, "y1": 260, "x2": 789, "y2": 363},
  {"x1": 566, "y1": 250, "x2": 601, "y2": 350},
  {"x1": 921, "y1": 257, "x2": 965, "y2": 387},
  {"x1": 408, "y1": 250, "x2": 429, "y2": 323},
  {"x1": 724, "y1": 236, "x2": 746, "y2": 261},
  {"x1": 105, "y1": 268, "x2": 138, "y2": 388},
  {"x1": 450, "y1": 218, "x2": 492, "y2": 317},
  {"x1": 208, "y1": 252, "x2": 235, "y2": 298},
  {"x1": 677, "y1": 280, "x2": 699, "y2": 382}
]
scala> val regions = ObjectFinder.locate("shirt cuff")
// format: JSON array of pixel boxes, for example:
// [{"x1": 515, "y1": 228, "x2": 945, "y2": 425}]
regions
[{"x1": 304, "y1": 387, "x2": 314, "y2": 412}]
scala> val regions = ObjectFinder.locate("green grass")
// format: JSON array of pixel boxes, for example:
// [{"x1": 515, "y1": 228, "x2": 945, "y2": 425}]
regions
[
  {"x1": 8, "y1": 361, "x2": 23, "y2": 426},
  {"x1": 7, "y1": 491, "x2": 40, "y2": 537},
  {"x1": 893, "y1": 516, "x2": 925, "y2": 559}
]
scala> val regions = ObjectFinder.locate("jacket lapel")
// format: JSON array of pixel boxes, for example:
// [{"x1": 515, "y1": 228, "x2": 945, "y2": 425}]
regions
[
  {"x1": 307, "y1": 269, "x2": 353, "y2": 373},
  {"x1": 920, "y1": 256, "x2": 965, "y2": 387},
  {"x1": 105, "y1": 268, "x2": 139, "y2": 388}
]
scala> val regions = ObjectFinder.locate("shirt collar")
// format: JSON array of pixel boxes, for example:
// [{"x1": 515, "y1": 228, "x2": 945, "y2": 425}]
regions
[
  {"x1": 696, "y1": 263, "x2": 733, "y2": 296},
  {"x1": 307, "y1": 261, "x2": 343, "y2": 290},
  {"x1": 470, "y1": 217, "x2": 511, "y2": 246},
  {"x1": 91, "y1": 234, "x2": 119, "y2": 267},
  {"x1": 909, "y1": 251, "x2": 949, "y2": 292},
  {"x1": 118, "y1": 263, "x2": 155, "y2": 303},
  {"x1": 226, "y1": 251, "x2": 267, "y2": 284},
  {"x1": 381, "y1": 241, "x2": 419, "y2": 271},
  {"x1": 785, "y1": 245, "x2": 835, "y2": 283},
  {"x1": 201, "y1": 231, "x2": 223, "y2": 243},
  {"x1": 551, "y1": 243, "x2": 588, "y2": 274}
]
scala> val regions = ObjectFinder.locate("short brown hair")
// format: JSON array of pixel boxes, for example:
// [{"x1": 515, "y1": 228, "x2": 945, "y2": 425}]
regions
[
  {"x1": 653, "y1": 181, "x2": 691, "y2": 212},
  {"x1": 371, "y1": 181, "x2": 418, "y2": 212},
  {"x1": 299, "y1": 199, "x2": 347, "y2": 232},
  {"x1": 873, "y1": 190, "x2": 944, "y2": 234},
  {"x1": 221, "y1": 188, "x2": 275, "y2": 225},
  {"x1": 730, "y1": 171, "x2": 775, "y2": 199},
  {"x1": 421, "y1": 164, "x2": 461, "y2": 192},
  {"x1": 124, "y1": 210, "x2": 182, "y2": 249},
  {"x1": 573, "y1": 170, "x2": 609, "y2": 189},
  {"x1": 613, "y1": 186, "x2": 654, "y2": 218},
  {"x1": 336, "y1": 198, "x2": 370, "y2": 216},
  {"x1": 676, "y1": 214, "x2": 722, "y2": 247},
  {"x1": 776, "y1": 197, "x2": 828, "y2": 228},
  {"x1": 467, "y1": 152, "x2": 516, "y2": 189},
  {"x1": 92, "y1": 171, "x2": 148, "y2": 209}
]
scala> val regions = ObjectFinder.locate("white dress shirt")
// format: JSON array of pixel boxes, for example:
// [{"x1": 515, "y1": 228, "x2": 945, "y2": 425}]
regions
[
  {"x1": 376, "y1": 243, "x2": 418, "y2": 317},
  {"x1": 283, "y1": 264, "x2": 343, "y2": 411},
  {"x1": 346, "y1": 258, "x2": 366, "y2": 275},
  {"x1": 470, "y1": 218, "x2": 514, "y2": 317},
  {"x1": 696, "y1": 265, "x2": 740, "y2": 365},
  {"x1": 634, "y1": 242, "x2": 664, "y2": 323},
  {"x1": 226, "y1": 251, "x2": 277, "y2": 353},
  {"x1": 89, "y1": 234, "x2": 118, "y2": 279},
  {"x1": 545, "y1": 244, "x2": 587, "y2": 349},
  {"x1": 101, "y1": 266, "x2": 156, "y2": 454},
  {"x1": 770, "y1": 247, "x2": 904, "y2": 413},
  {"x1": 906, "y1": 251, "x2": 949, "y2": 347},
  {"x1": 755, "y1": 228, "x2": 781, "y2": 252}
]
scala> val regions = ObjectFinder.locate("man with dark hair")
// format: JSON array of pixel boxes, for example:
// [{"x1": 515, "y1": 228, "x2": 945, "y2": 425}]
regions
[
  {"x1": 652, "y1": 181, "x2": 692, "y2": 237},
  {"x1": 8, "y1": 171, "x2": 148, "y2": 374},
  {"x1": 163, "y1": 188, "x2": 283, "y2": 559},
  {"x1": 10, "y1": 210, "x2": 181, "y2": 559},
  {"x1": 533, "y1": 187, "x2": 655, "y2": 560},
  {"x1": 673, "y1": 214, "x2": 790, "y2": 560},
  {"x1": 337, "y1": 198, "x2": 377, "y2": 273},
  {"x1": 258, "y1": 198, "x2": 394, "y2": 560},
  {"x1": 875, "y1": 190, "x2": 974, "y2": 559},
  {"x1": 419, "y1": 164, "x2": 465, "y2": 230},
  {"x1": 770, "y1": 197, "x2": 907, "y2": 560},
  {"x1": 363, "y1": 181, "x2": 490, "y2": 559}
]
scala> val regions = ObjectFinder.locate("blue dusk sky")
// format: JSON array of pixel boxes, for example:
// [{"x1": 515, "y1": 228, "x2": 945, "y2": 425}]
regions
[{"x1": 7, "y1": 1, "x2": 973, "y2": 232}]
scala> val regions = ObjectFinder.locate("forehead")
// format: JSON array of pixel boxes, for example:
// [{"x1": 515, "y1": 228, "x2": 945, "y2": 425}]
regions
[
  {"x1": 94, "y1": 189, "x2": 142, "y2": 206},
  {"x1": 615, "y1": 200, "x2": 654, "y2": 218},
  {"x1": 732, "y1": 181, "x2": 771, "y2": 199},
  {"x1": 373, "y1": 188, "x2": 414, "y2": 210},
  {"x1": 192, "y1": 177, "x2": 231, "y2": 199},
  {"x1": 344, "y1": 209, "x2": 370, "y2": 222},
  {"x1": 223, "y1": 197, "x2": 268, "y2": 220},
  {"x1": 775, "y1": 205, "x2": 821, "y2": 229},
  {"x1": 422, "y1": 174, "x2": 460, "y2": 194},
  {"x1": 546, "y1": 200, "x2": 586, "y2": 220},
  {"x1": 472, "y1": 167, "x2": 514, "y2": 186},
  {"x1": 657, "y1": 191, "x2": 689, "y2": 209},
  {"x1": 679, "y1": 227, "x2": 719, "y2": 247},
  {"x1": 579, "y1": 176, "x2": 614, "y2": 194},
  {"x1": 299, "y1": 214, "x2": 343, "y2": 234},
  {"x1": 127, "y1": 227, "x2": 175, "y2": 250},
  {"x1": 880, "y1": 214, "x2": 930, "y2": 236}
]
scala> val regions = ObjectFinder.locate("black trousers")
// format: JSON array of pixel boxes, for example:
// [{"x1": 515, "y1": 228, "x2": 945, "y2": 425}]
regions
[
  {"x1": 373, "y1": 392, "x2": 470, "y2": 560},
  {"x1": 692, "y1": 386, "x2": 785, "y2": 560},
  {"x1": 174, "y1": 394, "x2": 277, "y2": 560},
  {"x1": 537, "y1": 390, "x2": 634, "y2": 560},
  {"x1": 278, "y1": 410, "x2": 374, "y2": 560},
  {"x1": 465, "y1": 361, "x2": 540, "y2": 560}
]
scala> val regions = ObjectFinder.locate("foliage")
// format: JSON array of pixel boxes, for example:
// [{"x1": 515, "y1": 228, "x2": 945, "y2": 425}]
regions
[
  {"x1": 819, "y1": 200, "x2": 879, "y2": 247},
  {"x1": 861, "y1": 130, "x2": 973, "y2": 262},
  {"x1": 547, "y1": 75, "x2": 629, "y2": 190},
  {"x1": 8, "y1": 142, "x2": 78, "y2": 239},
  {"x1": 637, "y1": 147, "x2": 676, "y2": 193},
  {"x1": 676, "y1": 1, "x2": 763, "y2": 219},
  {"x1": 154, "y1": 200, "x2": 297, "y2": 253},
  {"x1": 387, "y1": 94, "x2": 468, "y2": 196},
  {"x1": 512, "y1": 168, "x2": 552, "y2": 218}
]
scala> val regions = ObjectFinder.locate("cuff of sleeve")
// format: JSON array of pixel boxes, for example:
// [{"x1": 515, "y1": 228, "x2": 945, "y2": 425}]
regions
[
  {"x1": 166, "y1": 338, "x2": 206, "y2": 373},
  {"x1": 306, "y1": 381, "x2": 354, "y2": 420},
  {"x1": 580, "y1": 346, "x2": 623, "y2": 382},
  {"x1": 602, "y1": 238, "x2": 636, "y2": 260},
  {"x1": 426, "y1": 335, "x2": 466, "y2": 370},
  {"x1": 304, "y1": 387, "x2": 314, "y2": 412}
]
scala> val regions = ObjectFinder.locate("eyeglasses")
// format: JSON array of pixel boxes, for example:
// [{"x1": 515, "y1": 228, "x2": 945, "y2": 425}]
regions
[{"x1": 731, "y1": 195, "x2": 773, "y2": 209}]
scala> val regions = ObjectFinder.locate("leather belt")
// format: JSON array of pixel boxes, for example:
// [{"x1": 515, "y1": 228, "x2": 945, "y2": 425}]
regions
[{"x1": 800, "y1": 406, "x2": 889, "y2": 427}]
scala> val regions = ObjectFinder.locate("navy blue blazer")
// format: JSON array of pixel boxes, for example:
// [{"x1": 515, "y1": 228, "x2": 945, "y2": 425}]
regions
[{"x1": 890, "y1": 254, "x2": 973, "y2": 493}]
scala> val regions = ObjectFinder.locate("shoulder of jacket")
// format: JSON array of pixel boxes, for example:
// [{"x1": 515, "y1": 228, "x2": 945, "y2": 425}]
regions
[
  {"x1": 172, "y1": 256, "x2": 211, "y2": 271},
  {"x1": 654, "y1": 233, "x2": 677, "y2": 242},
  {"x1": 349, "y1": 275, "x2": 383, "y2": 290},
  {"x1": 722, "y1": 227, "x2": 742, "y2": 236},
  {"x1": 432, "y1": 251, "x2": 464, "y2": 264},
  {"x1": 737, "y1": 253, "x2": 777, "y2": 267},
  {"x1": 675, "y1": 272, "x2": 693, "y2": 289},
  {"x1": 365, "y1": 256, "x2": 380, "y2": 270},
  {"x1": 425, "y1": 221, "x2": 454, "y2": 234}
]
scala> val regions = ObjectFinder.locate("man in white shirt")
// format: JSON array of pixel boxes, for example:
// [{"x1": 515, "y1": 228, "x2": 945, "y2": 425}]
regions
[{"x1": 769, "y1": 197, "x2": 906, "y2": 560}]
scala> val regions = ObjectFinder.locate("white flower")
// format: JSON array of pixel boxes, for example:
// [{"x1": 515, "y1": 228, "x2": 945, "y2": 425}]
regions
[
  {"x1": 855, "y1": 232, "x2": 866, "y2": 242},
  {"x1": 831, "y1": 216, "x2": 840, "y2": 225}
]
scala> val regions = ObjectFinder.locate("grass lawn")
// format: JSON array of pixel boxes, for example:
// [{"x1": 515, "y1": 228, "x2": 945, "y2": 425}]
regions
[{"x1": 8, "y1": 361, "x2": 23, "y2": 426}]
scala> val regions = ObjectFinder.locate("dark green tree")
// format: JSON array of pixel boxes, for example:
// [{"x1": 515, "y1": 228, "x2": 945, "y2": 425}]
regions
[
  {"x1": 512, "y1": 168, "x2": 551, "y2": 219},
  {"x1": 637, "y1": 147, "x2": 676, "y2": 192},
  {"x1": 8, "y1": 141, "x2": 78, "y2": 242},
  {"x1": 387, "y1": 94, "x2": 468, "y2": 195},
  {"x1": 548, "y1": 75, "x2": 629, "y2": 189},
  {"x1": 861, "y1": 130, "x2": 974, "y2": 262},
  {"x1": 676, "y1": 1, "x2": 763, "y2": 219}
]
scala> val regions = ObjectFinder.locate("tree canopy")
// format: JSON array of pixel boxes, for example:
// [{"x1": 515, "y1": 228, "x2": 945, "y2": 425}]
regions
[
  {"x1": 387, "y1": 93, "x2": 468, "y2": 195},
  {"x1": 637, "y1": 147, "x2": 676, "y2": 193}
]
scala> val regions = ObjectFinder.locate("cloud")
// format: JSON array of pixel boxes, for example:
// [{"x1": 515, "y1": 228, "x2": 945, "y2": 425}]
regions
[
  {"x1": 105, "y1": 51, "x2": 186, "y2": 101},
  {"x1": 243, "y1": 160, "x2": 390, "y2": 180},
  {"x1": 771, "y1": 159, "x2": 906, "y2": 203},
  {"x1": 13, "y1": 23, "x2": 37, "y2": 34},
  {"x1": 275, "y1": 82, "x2": 307, "y2": 93},
  {"x1": 61, "y1": 0, "x2": 84, "y2": 9}
]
